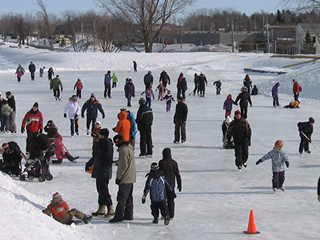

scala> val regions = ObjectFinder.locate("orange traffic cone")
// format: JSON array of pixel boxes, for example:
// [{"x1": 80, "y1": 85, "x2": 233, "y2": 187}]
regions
[{"x1": 243, "y1": 210, "x2": 260, "y2": 234}]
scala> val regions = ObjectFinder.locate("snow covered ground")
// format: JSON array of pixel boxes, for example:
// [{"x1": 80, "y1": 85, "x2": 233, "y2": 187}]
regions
[{"x1": 1, "y1": 43, "x2": 320, "y2": 240}]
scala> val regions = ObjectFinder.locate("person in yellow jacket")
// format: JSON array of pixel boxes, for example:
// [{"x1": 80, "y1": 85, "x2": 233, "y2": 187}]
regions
[{"x1": 112, "y1": 73, "x2": 118, "y2": 88}]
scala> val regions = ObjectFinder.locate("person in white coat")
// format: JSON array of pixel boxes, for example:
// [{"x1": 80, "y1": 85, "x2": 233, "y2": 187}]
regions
[{"x1": 64, "y1": 95, "x2": 81, "y2": 136}]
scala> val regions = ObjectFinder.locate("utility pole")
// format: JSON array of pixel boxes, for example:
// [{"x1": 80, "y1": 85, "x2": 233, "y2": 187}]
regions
[{"x1": 231, "y1": 19, "x2": 235, "y2": 53}]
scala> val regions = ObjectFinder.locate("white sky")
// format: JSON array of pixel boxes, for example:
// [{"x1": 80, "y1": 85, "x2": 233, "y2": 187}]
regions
[{"x1": 0, "y1": 0, "x2": 290, "y2": 16}]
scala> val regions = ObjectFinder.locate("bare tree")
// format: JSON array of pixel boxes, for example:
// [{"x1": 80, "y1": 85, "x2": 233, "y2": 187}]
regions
[
  {"x1": 96, "y1": 0, "x2": 196, "y2": 52},
  {"x1": 282, "y1": 0, "x2": 320, "y2": 12}
]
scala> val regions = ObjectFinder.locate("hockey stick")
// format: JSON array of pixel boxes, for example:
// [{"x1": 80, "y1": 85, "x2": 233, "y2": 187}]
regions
[
  {"x1": 300, "y1": 131, "x2": 320, "y2": 152},
  {"x1": 77, "y1": 120, "x2": 92, "y2": 134}
]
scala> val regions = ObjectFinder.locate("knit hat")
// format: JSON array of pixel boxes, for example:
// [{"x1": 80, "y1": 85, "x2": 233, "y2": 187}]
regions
[
  {"x1": 309, "y1": 117, "x2": 315, "y2": 124},
  {"x1": 33, "y1": 102, "x2": 39, "y2": 108},
  {"x1": 139, "y1": 97, "x2": 146, "y2": 105},
  {"x1": 234, "y1": 110, "x2": 241, "y2": 116},
  {"x1": 90, "y1": 93, "x2": 96, "y2": 98},
  {"x1": 150, "y1": 162, "x2": 159, "y2": 171},
  {"x1": 2, "y1": 143, "x2": 9, "y2": 150},
  {"x1": 52, "y1": 192, "x2": 63, "y2": 201},
  {"x1": 71, "y1": 95, "x2": 78, "y2": 101},
  {"x1": 46, "y1": 120, "x2": 54, "y2": 126},
  {"x1": 6, "y1": 91, "x2": 11, "y2": 95},
  {"x1": 99, "y1": 128, "x2": 109, "y2": 138}
]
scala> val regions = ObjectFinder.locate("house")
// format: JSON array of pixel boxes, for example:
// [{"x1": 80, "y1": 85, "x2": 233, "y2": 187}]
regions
[{"x1": 295, "y1": 23, "x2": 320, "y2": 54}]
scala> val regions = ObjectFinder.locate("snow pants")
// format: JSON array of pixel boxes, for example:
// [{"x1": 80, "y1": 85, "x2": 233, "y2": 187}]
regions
[
  {"x1": 166, "y1": 102, "x2": 172, "y2": 112},
  {"x1": 299, "y1": 136, "x2": 310, "y2": 153},
  {"x1": 273, "y1": 95, "x2": 280, "y2": 107},
  {"x1": 174, "y1": 119, "x2": 186, "y2": 143},
  {"x1": 139, "y1": 126, "x2": 153, "y2": 156},
  {"x1": 114, "y1": 183, "x2": 134, "y2": 220},
  {"x1": 234, "y1": 141, "x2": 249, "y2": 167},
  {"x1": 150, "y1": 200, "x2": 169, "y2": 218},
  {"x1": 240, "y1": 103, "x2": 248, "y2": 119},
  {"x1": 96, "y1": 174, "x2": 113, "y2": 207},
  {"x1": 166, "y1": 190, "x2": 177, "y2": 219},
  {"x1": 272, "y1": 171, "x2": 285, "y2": 189},
  {"x1": 104, "y1": 83, "x2": 111, "y2": 98}
]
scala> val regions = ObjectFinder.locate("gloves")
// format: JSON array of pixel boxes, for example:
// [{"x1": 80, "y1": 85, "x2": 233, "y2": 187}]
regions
[
  {"x1": 21, "y1": 126, "x2": 25, "y2": 133},
  {"x1": 142, "y1": 196, "x2": 146, "y2": 204},
  {"x1": 115, "y1": 178, "x2": 120, "y2": 185},
  {"x1": 74, "y1": 114, "x2": 78, "y2": 120},
  {"x1": 256, "y1": 159, "x2": 263, "y2": 165},
  {"x1": 178, "y1": 185, "x2": 182, "y2": 192},
  {"x1": 81, "y1": 113, "x2": 84, "y2": 118},
  {"x1": 285, "y1": 161, "x2": 289, "y2": 168},
  {"x1": 64, "y1": 113, "x2": 67, "y2": 118}
]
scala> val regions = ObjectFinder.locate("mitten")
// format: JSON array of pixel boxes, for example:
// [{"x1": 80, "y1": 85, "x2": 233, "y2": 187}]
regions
[
  {"x1": 64, "y1": 113, "x2": 67, "y2": 118},
  {"x1": 21, "y1": 126, "x2": 25, "y2": 133},
  {"x1": 142, "y1": 196, "x2": 146, "y2": 204},
  {"x1": 81, "y1": 113, "x2": 84, "y2": 118},
  {"x1": 256, "y1": 159, "x2": 263, "y2": 165},
  {"x1": 285, "y1": 161, "x2": 289, "y2": 168},
  {"x1": 74, "y1": 114, "x2": 78, "y2": 120},
  {"x1": 178, "y1": 185, "x2": 182, "y2": 192},
  {"x1": 102, "y1": 114, "x2": 105, "y2": 119}
]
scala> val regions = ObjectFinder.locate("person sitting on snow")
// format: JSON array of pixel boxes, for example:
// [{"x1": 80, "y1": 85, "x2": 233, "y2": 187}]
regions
[
  {"x1": 283, "y1": 100, "x2": 300, "y2": 108},
  {"x1": 43, "y1": 192, "x2": 92, "y2": 225},
  {"x1": 0, "y1": 142, "x2": 22, "y2": 176}
]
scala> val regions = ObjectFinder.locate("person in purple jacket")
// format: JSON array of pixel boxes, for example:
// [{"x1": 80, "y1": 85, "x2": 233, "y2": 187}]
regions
[
  {"x1": 223, "y1": 94, "x2": 237, "y2": 118},
  {"x1": 272, "y1": 82, "x2": 280, "y2": 107}
]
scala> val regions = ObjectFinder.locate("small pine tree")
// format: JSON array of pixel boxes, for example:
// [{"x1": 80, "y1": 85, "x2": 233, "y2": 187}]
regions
[{"x1": 302, "y1": 30, "x2": 316, "y2": 54}]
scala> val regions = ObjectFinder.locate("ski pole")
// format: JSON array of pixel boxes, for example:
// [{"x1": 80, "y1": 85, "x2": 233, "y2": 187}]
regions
[{"x1": 300, "y1": 131, "x2": 320, "y2": 152}]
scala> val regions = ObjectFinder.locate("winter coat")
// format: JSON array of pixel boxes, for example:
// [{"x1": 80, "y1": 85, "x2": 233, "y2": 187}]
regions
[
  {"x1": 50, "y1": 77, "x2": 63, "y2": 90},
  {"x1": 223, "y1": 94, "x2": 237, "y2": 111},
  {"x1": 64, "y1": 100, "x2": 81, "y2": 119},
  {"x1": 144, "y1": 73, "x2": 153, "y2": 86},
  {"x1": 260, "y1": 148, "x2": 289, "y2": 172},
  {"x1": 251, "y1": 85, "x2": 258, "y2": 95},
  {"x1": 197, "y1": 74, "x2": 207, "y2": 91},
  {"x1": 158, "y1": 148, "x2": 182, "y2": 189},
  {"x1": 113, "y1": 111, "x2": 131, "y2": 142},
  {"x1": 298, "y1": 121, "x2": 313, "y2": 139},
  {"x1": 16, "y1": 70, "x2": 23, "y2": 77},
  {"x1": 74, "y1": 80, "x2": 83, "y2": 90},
  {"x1": 272, "y1": 82, "x2": 280, "y2": 96},
  {"x1": 141, "y1": 89, "x2": 154, "y2": 99},
  {"x1": 7, "y1": 94, "x2": 16, "y2": 111},
  {"x1": 213, "y1": 80, "x2": 222, "y2": 88},
  {"x1": 116, "y1": 142, "x2": 136, "y2": 184},
  {"x1": 163, "y1": 94, "x2": 174, "y2": 104},
  {"x1": 235, "y1": 92, "x2": 252, "y2": 107},
  {"x1": 177, "y1": 77, "x2": 187, "y2": 91},
  {"x1": 243, "y1": 78, "x2": 252, "y2": 90},
  {"x1": 81, "y1": 98, "x2": 105, "y2": 119},
  {"x1": 22, "y1": 108, "x2": 43, "y2": 132},
  {"x1": 227, "y1": 118, "x2": 251, "y2": 145},
  {"x1": 124, "y1": 82, "x2": 135, "y2": 98},
  {"x1": 112, "y1": 73, "x2": 118, "y2": 83},
  {"x1": 174, "y1": 101, "x2": 188, "y2": 123},
  {"x1": 2, "y1": 141, "x2": 22, "y2": 175},
  {"x1": 54, "y1": 138, "x2": 65, "y2": 160},
  {"x1": 48, "y1": 68, "x2": 54, "y2": 79},
  {"x1": 16, "y1": 66, "x2": 25, "y2": 75},
  {"x1": 104, "y1": 74, "x2": 112, "y2": 85},
  {"x1": 127, "y1": 111, "x2": 137, "y2": 138},
  {"x1": 136, "y1": 104, "x2": 153, "y2": 130},
  {"x1": 293, "y1": 81, "x2": 300, "y2": 93},
  {"x1": 159, "y1": 71, "x2": 170, "y2": 85},
  {"x1": 28, "y1": 63, "x2": 36, "y2": 73},
  {"x1": 1, "y1": 103, "x2": 13, "y2": 117},
  {"x1": 87, "y1": 138, "x2": 114, "y2": 179},
  {"x1": 143, "y1": 170, "x2": 173, "y2": 202},
  {"x1": 43, "y1": 199, "x2": 72, "y2": 224}
]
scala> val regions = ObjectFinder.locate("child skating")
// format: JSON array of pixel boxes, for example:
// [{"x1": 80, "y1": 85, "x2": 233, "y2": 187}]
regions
[
  {"x1": 163, "y1": 89, "x2": 175, "y2": 112},
  {"x1": 256, "y1": 140, "x2": 289, "y2": 193}
]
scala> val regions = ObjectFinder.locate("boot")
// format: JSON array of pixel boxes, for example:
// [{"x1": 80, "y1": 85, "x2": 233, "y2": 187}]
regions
[
  {"x1": 104, "y1": 205, "x2": 115, "y2": 218},
  {"x1": 52, "y1": 158, "x2": 63, "y2": 164},
  {"x1": 82, "y1": 215, "x2": 92, "y2": 224},
  {"x1": 164, "y1": 215, "x2": 170, "y2": 225},
  {"x1": 92, "y1": 205, "x2": 106, "y2": 216},
  {"x1": 152, "y1": 217, "x2": 158, "y2": 224}
]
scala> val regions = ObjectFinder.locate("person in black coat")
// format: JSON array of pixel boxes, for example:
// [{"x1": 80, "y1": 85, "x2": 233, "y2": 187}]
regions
[
  {"x1": 0, "y1": 141, "x2": 22, "y2": 176},
  {"x1": 235, "y1": 86, "x2": 252, "y2": 119},
  {"x1": 136, "y1": 98, "x2": 153, "y2": 157},
  {"x1": 297, "y1": 117, "x2": 315, "y2": 154},
  {"x1": 28, "y1": 62, "x2": 36, "y2": 80},
  {"x1": 243, "y1": 74, "x2": 252, "y2": 92},
  {"x1": 159, "y1": 70, "x2": 171, "y2": 88},
  {"x1": 6, "y1": 91, "x2": 16, "y2": 133},
  {"x1": 124, "y1": 78, "x2": 135, "y2": 107},
  {"x1": 158, "y1": 148, "x2": 182, "y2": 219},
  {"x1": 173, "y1": 97, "x2": 188, "y2": 143},
  {"x1": 227, "y1": 110, "x2": 252, "y2": 170},
  {"x1": 144, "y1": 71, "x2": 153, "y2": 90},
  {"x1": 85, "y1": 128, "x2": 114, "y2": 218},
  {"x1": 197, "y1": 73, "x2": 207, "y2": 97}
]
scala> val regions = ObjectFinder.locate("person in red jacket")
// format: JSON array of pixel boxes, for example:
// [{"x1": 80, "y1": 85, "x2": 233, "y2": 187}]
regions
[
  {"x1": 43, "y1": 192, "x2": 92, "y2": 225},
  {"x1": 21, "y1": 102, "x2": 43, "y2": 154},
  {"x1": 292, "y1": 79, "x2": 301, "y2": 101},
  {"x1": 73, "y1": 78, "x2": 83, "y2": 99}
]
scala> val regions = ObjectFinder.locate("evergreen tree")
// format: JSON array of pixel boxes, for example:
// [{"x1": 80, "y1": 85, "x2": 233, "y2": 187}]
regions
[{"x1": 302, "y1": 30, "x2": 316, "y2": 54}]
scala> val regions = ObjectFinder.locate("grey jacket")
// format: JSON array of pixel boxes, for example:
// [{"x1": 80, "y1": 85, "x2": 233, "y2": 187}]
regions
[
  {"x1": 260, "y1": 148, "x2": 289, "y2": 172},
  {"x1": 116, "y1": 143, "x2": 136, "y2": 184}
]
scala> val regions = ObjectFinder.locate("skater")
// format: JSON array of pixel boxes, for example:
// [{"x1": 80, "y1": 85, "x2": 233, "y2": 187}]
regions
[
  {"x1": 163, "y1": 89, "x2": 175, "y2": 112},
  {"x1": 0, "y1": 142, "x2": 22, "y2": 176},
  {"x1": 159, "y1": 70, "x2": 171, "y2": 88},
  {"x1": 227, "y1": 110, "x2": 252, "y2": 170},
  {"x1": 197, "y1": 73, "x2": 207, "y2": 97},
  {"x1": 158, "y1": 148, "x2": 182, "y2": 219},
  {"x1": 125, "y1": 109, "x2": 137, "y2": 148},
  {"x1": 284, "y1": 100, "x2": 300, "y2": 108},
  {"x1": 235, "y1": 86, "x2": 252, "y2": 119},
  {"x1": 1, "y1": 100, "x2": 13, "y2": 133},
  {"x1": 104, "y1": 71, "x2": 112, "y2": 98},
  {"x1": 21, "y1": 102, "x2": 43, "y2": 154},
  {"x1": 297, "y1": 117, "x2": 315, "y2": 154},
  {"x1": 6, "y1": 91, "x2": 16, "y2": 133},
  {"x1": 213, "y1": 79, "x2": 222, "y2": 95},
  {"x1": 223, "y1": 94, "x2": 237, "y2": 118},
  {"x1": 112, "y1": 109, "x2": 131, "y2": 142},
  {"x1": 112, "y1": 72, "x2": 118, "y2": 88},
  {"x1": 136, "y1": 98, "x2": 153, "y2": 157},
  {"x1": 50, "y1": 75, "x2": 63, "y2": 101},
  {"x1": 81, "y1": 93, "x2": 105, "y2": 134},
  {"x1": 91, "y1": 121, "x2": 102, "y2": 156},
  {"x1": 144, "y1": 71, "x2": 153, "y2": 90},
  {"x1": 141, "y1": 85, "x2": 155, "y2": 107},
  {"x1": 192, "y1": 73, "x2": 198, "y2": 96},
  {"x1": 86, "y1": 128, "x2": 115, "y2": 218},
  {"x1": 272, "y1": 82, "x2": 280, "y2": 107},
  {"x1": 173, "y1": 97, "x2": 188, "y2": 144},
  {"x1": 222, "y1": 116, "x2": 235, "y2": 149},
  {"x1": 43, "y1": 192, "x2": 92, "y2": 225},
  {"x1": 124, "y1": 78, "x2": 135, "y2": 107},
  {"x1": 292, "y1": 79, "x2": 301, "y2": 101},
  {"x1": 15, "y1": 64, "x2": 25, "y2": 82},
  {"x1": 133, "y1": 61, "x2": 137, "y2": 72},
  {"x1": 256, "y1": 140, "x2": 289, "y2": 192},
  {"x1": 243, "y1": 74, "x2": 252, "y2": 92},
  {"x1": 251, "y1": 85, "x2": 258, "y2": 95},
  {"x1": 109, "y1": 134, "x2": 136, "y2": 223},
  {"x1": 156, "y1": 81, "x2": 165, "y2": 101},
  {"x1": 48, "y1": 67, "x2": 54, "y2": 80},
  {"x1": 40, "y1": 66, "x2": 45, "y2": 77},
  {"x1": 73, "y1": 78, "x2": 83, "y2": 99},
  {"x1": 177, "y1": 73, "x2": 187, "y2": 100},
  {"x1": 64, "y1": 95, "x2": 81, "y2": 136},
  {"x1": 28, "y1": 61, "x2": 36, "y2": 80},
  {"x1": 142, "y1": 162, "x2": 173, "y2": 225}
]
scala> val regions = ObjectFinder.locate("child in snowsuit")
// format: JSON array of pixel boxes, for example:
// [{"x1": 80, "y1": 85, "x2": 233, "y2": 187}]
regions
[
  {"x1": 142, "y1": 162, "x2": 173, "y2": 225},
  {"x1": 163, "y1": 90, "x2": 175, "y2": 112},
  {"x1": 141, "y1": 85, "x2": 155, "y2": 107},
  {"x1": 43, "y1": 192, "x2": 92, "y2": 225},
  {"x1": 156, "y1": 81, "x2": 165, "y2": 100},
  {"x1": 223, "y1": 94, "x2": 237, "y2": 118},
  {"x1": 256, "y1": 140, "x2": 289, "y2": 192},
  {"x1": 112, "y1": 73, "x2": 118, "y2": 88}
]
